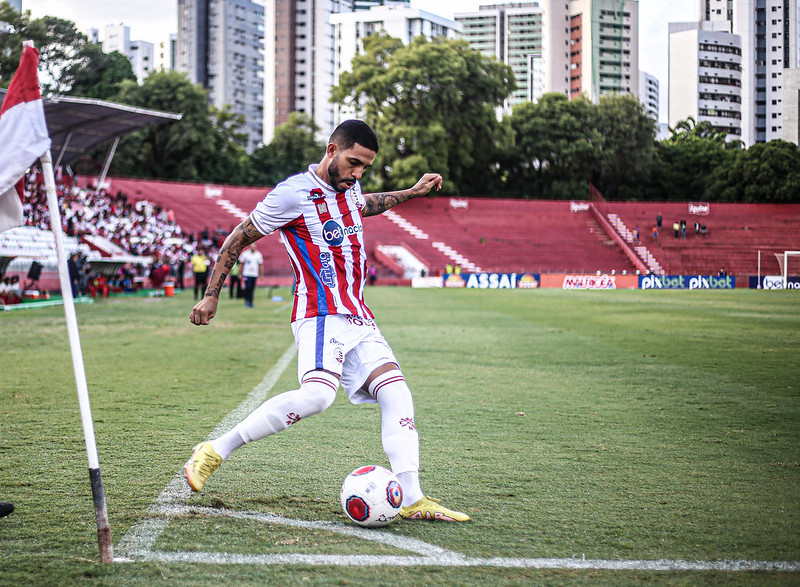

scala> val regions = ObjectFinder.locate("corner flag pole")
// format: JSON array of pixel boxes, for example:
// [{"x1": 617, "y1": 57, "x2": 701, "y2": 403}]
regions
[{"x1": 40, "y1": 150, "x2": 114, "y2": 563}]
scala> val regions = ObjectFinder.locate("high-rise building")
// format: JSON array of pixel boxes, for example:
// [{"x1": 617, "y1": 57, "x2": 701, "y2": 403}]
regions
[
  {"x1": 569, "y1": 0, "x2": 639, "y2": 102},
  {"x1": 672, "y1": 0, "x2": 800, "y2": 145},
  {"x1": 455, "y1": 2, "x2": 571, "y2": 110},
  {"x1": 156, "y1": 34, "x2": 178, "y2": 73},
  {"x1": 353, "y1": 0, "x2": 408, "y2": 10},
  {"x1": 177, "y1": 0, "x2": 265, "y2": 152},
  {"x1": 103, "y1": 23, "x2": 155, "y2": 85},
  {"x1": 263, "y1": 0, "x2": 353, "y2": 144},
  {"x1": 455, "y1": 1, "x2": 638, "y2": 110},
  {"x1": 639, "y1": 70, "x2": 659, "y2": 120},
  {"x1": 669, "y1": 21, "x2": 743, "y2": 139}
]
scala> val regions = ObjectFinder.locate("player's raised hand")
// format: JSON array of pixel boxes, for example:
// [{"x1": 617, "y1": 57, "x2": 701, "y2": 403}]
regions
[
  {"x1": 410, "y1": 173, "x2": 443, "y2": 197},
  {"x1": 190, "y1": 296, "x2": 219, "y2": 325}
]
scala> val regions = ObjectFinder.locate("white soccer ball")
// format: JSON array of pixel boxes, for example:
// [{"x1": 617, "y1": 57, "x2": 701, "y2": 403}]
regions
[{"x1": 340, "y1": 465, "x2": 403, "y2": 528}]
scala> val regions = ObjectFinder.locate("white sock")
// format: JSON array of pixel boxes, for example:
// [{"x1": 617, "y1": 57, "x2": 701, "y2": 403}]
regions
[
  {"x1": 368, "y1": 371, "x2": 423, "y2": 506},
  {"x1": 211, "y1": 430, "x2": 245, "y2": 460},
  {"x1": 213, "y1": 371, "x2": 338, "y2": 456},
  {"x1": 397, "y1": 471, "x2": 423, "y2": 506}
]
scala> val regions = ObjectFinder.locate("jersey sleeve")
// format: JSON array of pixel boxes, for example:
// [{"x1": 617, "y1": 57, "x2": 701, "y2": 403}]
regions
[{"x1": 249, "y1": 181, "x2": 304, "y2": 235}]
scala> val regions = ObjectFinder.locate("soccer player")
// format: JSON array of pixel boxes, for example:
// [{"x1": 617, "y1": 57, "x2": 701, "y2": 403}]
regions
[{"x1": 185, "y1": 119, "x2": 469, "y2": 522}]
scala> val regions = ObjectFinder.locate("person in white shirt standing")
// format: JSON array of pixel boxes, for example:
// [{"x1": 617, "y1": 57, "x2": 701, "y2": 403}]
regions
[{"x1": 239, "y1": 243, "x2": 263, "y2": 308}]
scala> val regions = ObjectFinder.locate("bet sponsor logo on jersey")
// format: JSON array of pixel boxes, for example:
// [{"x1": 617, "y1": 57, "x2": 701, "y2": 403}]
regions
[{"x1": 322, "y1": 219, "x2": 363, "y2": 246}]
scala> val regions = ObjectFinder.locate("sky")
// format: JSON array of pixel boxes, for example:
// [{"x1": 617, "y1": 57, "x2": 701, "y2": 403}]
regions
[{"x1": 22, "y1": 0, "x2": 699, "y2": 122}]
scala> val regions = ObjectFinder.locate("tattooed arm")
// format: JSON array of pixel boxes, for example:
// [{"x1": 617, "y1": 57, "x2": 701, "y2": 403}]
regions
[
  {"x1": 361, "y1": 173, "x2": 442, "y2": 217},
  {"x1": 190, "y1": 218, "x2": 264, "y2": 325}
]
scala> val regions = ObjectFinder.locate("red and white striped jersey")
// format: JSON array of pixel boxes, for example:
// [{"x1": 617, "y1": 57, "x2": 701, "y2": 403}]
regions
[{"x1": 249, "y1": 164, "x2": 373, "y2": 322}]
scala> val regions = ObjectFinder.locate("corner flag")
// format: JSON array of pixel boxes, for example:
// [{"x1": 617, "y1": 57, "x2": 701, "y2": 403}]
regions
[
  {"x1": 0, "y1": 42, "x2": 51, "y2": 233},
  {"x1": 1, "y1": 42, "x2": 114, "y2": 563}
]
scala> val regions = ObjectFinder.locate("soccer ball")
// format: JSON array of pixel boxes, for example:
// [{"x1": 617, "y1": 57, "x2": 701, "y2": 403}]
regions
[{"x1": 340, "y1": 465, "x2": 403, "y2": 528}]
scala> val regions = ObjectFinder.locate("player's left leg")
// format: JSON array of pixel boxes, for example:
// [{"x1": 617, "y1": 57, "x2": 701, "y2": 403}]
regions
[{"x1": 363, "y1": 363, "x2": 470, "y2": 522}]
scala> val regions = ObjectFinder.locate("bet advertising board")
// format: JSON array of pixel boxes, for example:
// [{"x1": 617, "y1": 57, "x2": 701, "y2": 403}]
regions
[{"x1": 639, "y1": 274, "x2": 736, "y2": 289}]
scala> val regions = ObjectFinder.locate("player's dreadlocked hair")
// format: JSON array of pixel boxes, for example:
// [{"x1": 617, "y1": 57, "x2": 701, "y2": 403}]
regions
[{"x1": 330, "y1": 119, "x2": 379, "y2": 153}]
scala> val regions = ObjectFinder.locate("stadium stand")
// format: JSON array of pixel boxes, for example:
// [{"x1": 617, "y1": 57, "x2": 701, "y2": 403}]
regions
[
  {"x1": 103, "y1": 179, "x2": 641, "y2": 278},
  {"x1": 602, "y1": 202, "x2": 800, "y2": 277},
  {"x1": 5, "y1": 173, "x2": 799, "y2": 298},
  {"x1": 105, "y1": 178, "x2": 290, "y2": 283},
  {"x1": 375, "y1": 197, "x2": 638, "y2": 275}
]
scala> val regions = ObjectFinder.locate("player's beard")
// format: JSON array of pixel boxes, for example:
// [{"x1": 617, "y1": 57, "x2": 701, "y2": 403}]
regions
[{"x1": 327, "y1": 155, "x2": 354, "y2": 193}]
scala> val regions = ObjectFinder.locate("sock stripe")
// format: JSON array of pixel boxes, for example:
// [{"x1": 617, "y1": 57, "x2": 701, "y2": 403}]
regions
[
  {"x1": 369, "y1": 374, "x2": 406, "y2": 399},
  {"x1": 302, "y1": 376, "x2": 339, "y2": 392}
]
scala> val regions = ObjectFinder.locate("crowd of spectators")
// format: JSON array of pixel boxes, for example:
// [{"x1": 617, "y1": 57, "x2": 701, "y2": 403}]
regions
[{"x1": 6, "y1": 170, "x2": 223, "y2": 297}]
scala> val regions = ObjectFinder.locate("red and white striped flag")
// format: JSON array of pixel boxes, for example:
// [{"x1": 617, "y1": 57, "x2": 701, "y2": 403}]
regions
[{"x1": 0, "y1": 42, "x2": 51, "y2": 233}]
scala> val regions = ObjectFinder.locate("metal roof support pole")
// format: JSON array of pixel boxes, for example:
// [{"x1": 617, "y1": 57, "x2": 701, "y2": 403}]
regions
[
  {"x1": 53, "y1": 130, "x2": 73, "y2": 169},
  {"x1": 97, "y1": 137, "x2": 120, "y2": 187}
]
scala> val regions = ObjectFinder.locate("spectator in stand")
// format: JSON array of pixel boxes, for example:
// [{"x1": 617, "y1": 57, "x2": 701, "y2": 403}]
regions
[
  {"x1": 213, "y1": 224, "x2": 227, "y2": 248},
  {"x1": 176, "y1": 252, "x2": 187, "y2": 290},
  {"x1": 634, "y1": 226, "x2": 640, "y2": 244},
  {"x1": 150, "y1": 256, "x2": 171, "y2": 293},
  {"x1": 368, "y1": 265, "x2": 377, "y2": 286},
  {"x1": 76, "y1": 253, "x2": 90, "y2": 296},
  {"x1": 695, "y1": 221, "x2": 701, "y2": 236},
  {"x1": 87, "y1": 275, "x2": 110, "y2": 299},
  {"x1": 673, "y1": 221, "x2": 680, "y2": 239},
  {"x1": 0, "y1": 275, "x2": 22, "y2": 305},
  {"x1": 191, "y1": 249, "x2": 211, "y2": 301},
  {"x1": 229, "y1": 259, "x2": 241, "y2": 299},
  {"x1": 718, "y1": 266, "x2": 727, "y2": 277},
  {"x1": 680, "y1": 219, "x2": 687, "y2": 240},
  {"x1": 240, "y1": 243, "x2": 263, "y2": 308},
  {"x1": 67, "y1": 252, "x2": 81, "y2": 298},
  {"x1": 656, "y1": 213, "x2": 662, "y2": 232},
  {"x1": 652, "y1": 225, "x2": 659, "y2": 242}
]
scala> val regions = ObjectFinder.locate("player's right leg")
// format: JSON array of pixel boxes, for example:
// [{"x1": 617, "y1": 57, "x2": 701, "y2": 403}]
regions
[{"x1": 184, "y1": 369, "x2": 338, "y2": 492}]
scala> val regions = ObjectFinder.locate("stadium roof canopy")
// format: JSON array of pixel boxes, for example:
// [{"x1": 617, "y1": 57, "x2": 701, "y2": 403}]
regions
[{"x1": 0, "y1": 89, "x2": 182, "y2": 167}]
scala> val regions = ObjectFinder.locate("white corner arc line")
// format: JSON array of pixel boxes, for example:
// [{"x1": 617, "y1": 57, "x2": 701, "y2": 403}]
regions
[
  {"x1": 115, "y1": 343, "x2": 800, "y2": 572},
  {"x1": 115, "y1": 342, "x2": 298, "y2": 558}
]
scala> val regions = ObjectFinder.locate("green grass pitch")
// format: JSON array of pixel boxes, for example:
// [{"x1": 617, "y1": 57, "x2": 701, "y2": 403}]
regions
[{"x1": 0, "y1": 287, "x2": 798, "y2": 585}]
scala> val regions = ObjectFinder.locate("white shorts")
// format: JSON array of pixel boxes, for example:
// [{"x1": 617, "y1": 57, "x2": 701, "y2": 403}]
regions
[{"x1": 291, "y1": 314, "x2": 399, "y2": 404}]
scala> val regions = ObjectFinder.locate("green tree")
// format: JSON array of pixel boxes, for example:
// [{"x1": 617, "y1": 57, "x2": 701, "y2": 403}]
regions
[
  {"x1": 645, "y1": 117, "x2": 739, "y2": 200},
  {"x1": 250, "y1": 112, "x2": 324, "y2": 185},
  {"x1": 204, "y1": 104, "x2": 252, "y2": 184},
  {"x1": 109, "y1": 71, "x2": 218, "y2": 181},
  {"x1": 505, "y1": 93, "x2": 601, "y2": 198},
  {"x1": 594, "y1": 93, "x2": 656, "y2": 199},
  {"x1": 63, "y1": 45, "x2": 136, "y2": 99},
  {"x1": 332, "y1": 34, "x2": 515, "y2": 194},
  {"x1": 707, "y1": 140, "x2": 800, "y2": 202},
  {"x1": 0, "y1": 6, "x2": 89, "y2": 95}
]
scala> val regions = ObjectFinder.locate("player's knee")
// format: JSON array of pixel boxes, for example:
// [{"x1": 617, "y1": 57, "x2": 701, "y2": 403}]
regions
[{"x1": 300, "y1": 371, "x2": 339, "y2": 415}]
